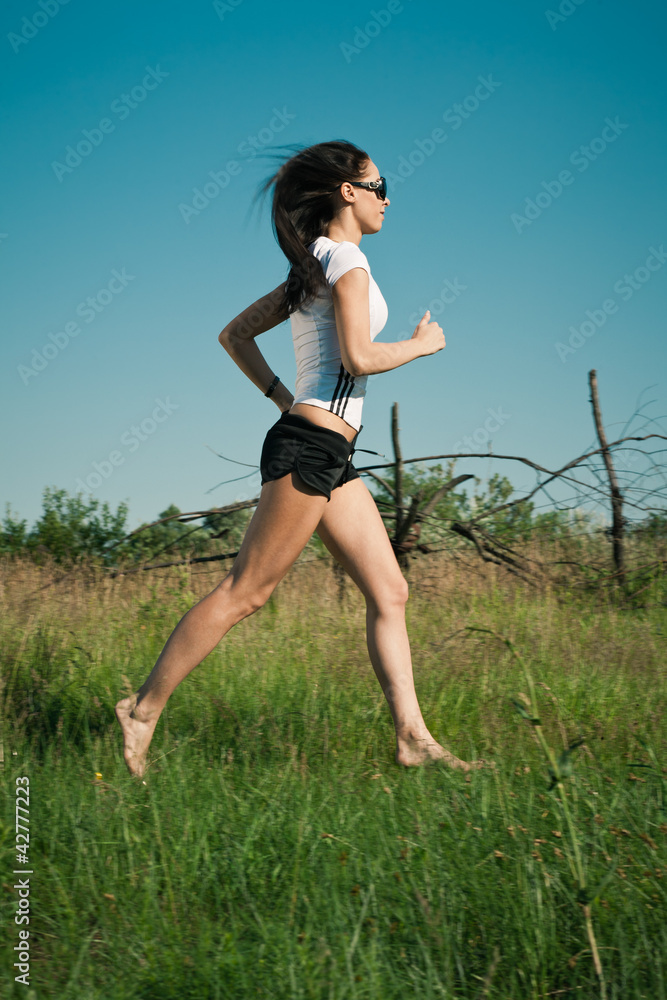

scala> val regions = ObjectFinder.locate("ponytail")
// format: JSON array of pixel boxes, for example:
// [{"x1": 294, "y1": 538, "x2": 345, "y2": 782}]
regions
[{"x1": 250, "y1": 140, "x2": 371, "y2": 315}]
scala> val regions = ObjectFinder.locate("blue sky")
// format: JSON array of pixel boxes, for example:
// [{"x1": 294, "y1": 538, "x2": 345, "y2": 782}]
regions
[{"x1": 2, "y1": 0, "x2": 666, "y2": 534}]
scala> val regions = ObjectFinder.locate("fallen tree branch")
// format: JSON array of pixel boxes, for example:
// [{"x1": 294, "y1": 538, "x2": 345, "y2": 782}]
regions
[{"x1": 108, "y1": 550, "x2": 241, "y2": 578}]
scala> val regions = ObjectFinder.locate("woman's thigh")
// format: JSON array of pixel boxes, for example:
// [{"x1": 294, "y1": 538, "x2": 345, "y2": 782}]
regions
[
  {"x1": 219, "y1": 471, "x2": 329, "y2": 600},
  {"x1": 315, "y1": 478, "x2": 408, "y2": 606}
]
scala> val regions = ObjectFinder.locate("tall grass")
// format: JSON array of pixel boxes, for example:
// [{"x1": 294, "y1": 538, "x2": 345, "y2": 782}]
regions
[{"x1": 1, "y1": 542, "x2": 666, "y2": 999}]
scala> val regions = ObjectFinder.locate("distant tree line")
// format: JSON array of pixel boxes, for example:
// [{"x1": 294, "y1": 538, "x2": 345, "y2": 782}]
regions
[
  {"x1": 1, "y1": 473, "x2": 664, "y2": 571},
  {"x1": 0, "y1": 369, "x2": 667, "y2": 585},
  {"x1": 0, "y1": 487, "x2": 252, "y2": 568}
]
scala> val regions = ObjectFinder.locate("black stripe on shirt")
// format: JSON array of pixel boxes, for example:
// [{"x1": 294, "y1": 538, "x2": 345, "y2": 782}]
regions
[
  {"x1": 338, "y1": 374, "x2": 356, "y2": 418},
  {"x1": 330, "y1": 363, "x2": 356, "y2": 416},
  {"x1": 330, "y1": 364, "x2": 345, "y2": 413},
  {"x1": 333, "y1": 373, "x2": 349, "y2": 415}
]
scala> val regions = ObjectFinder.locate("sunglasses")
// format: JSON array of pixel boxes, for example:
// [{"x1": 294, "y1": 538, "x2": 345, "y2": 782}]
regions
[{"x1": 348, "y1": 176, "x2": 387, "y2": 200}]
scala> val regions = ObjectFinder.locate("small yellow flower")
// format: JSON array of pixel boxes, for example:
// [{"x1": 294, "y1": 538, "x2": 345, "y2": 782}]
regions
[{"x1": 95, "y1": 772, "x2": 103, "y2": 780}]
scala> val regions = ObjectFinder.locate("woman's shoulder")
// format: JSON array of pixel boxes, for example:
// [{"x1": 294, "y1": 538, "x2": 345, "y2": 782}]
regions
[
  {"x1": 309, "y1": 236, "x2": 369, "y2": 265},
  {"x1": 307, "y1": 238, "x2": 371, "y2": 291},
  {"x1": 309, "y1": 236, "x2": 365, "y2": 250}
]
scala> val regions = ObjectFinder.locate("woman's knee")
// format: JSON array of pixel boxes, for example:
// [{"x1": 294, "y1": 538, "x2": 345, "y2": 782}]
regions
[
  {"x1": 368, "y1": 573, "x2": 409, "y2": 614},
  {"x1": 393, "y1": 575, "x2": 410, "y2": 607},
  {"x1": 213, "y1": 572, "x2": 274, "y2": 620}
]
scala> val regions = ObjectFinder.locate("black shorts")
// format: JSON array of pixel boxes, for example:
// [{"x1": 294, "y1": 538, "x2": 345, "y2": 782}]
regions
[{"x1": 260, "y1": 411, "x2": 362, "y2": 502}]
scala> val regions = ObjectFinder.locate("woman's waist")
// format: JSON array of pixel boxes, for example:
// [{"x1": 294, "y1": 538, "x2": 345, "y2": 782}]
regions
[{"x1": 288, "y1": 402, "x2": 360, "y2": 442}]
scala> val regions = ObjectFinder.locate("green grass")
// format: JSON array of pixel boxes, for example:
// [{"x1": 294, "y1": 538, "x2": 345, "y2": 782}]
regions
[{"x1": 1, "y1": 553, "x2": 666, "y2": 999}]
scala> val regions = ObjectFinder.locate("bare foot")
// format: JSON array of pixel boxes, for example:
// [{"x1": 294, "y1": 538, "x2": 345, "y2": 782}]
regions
[
  {"x1": 396, "y1": 735, "x2": 488, "y2": 771},
  {"x1": 115, "y1": 695, "x2": 159, "y2": 777}
]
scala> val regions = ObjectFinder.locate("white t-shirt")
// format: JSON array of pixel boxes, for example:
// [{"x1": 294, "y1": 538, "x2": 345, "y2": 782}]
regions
[{"x1": 289, "y1": 236, "x2": 389, "y2": 432}]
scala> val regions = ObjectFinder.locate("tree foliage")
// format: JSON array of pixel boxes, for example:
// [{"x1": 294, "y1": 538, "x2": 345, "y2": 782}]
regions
[
  {"x1": 0, "y1": 488, "x2": 252, "y2": 568},
  {"x1": 0, "y1": 488, "x2": 128, "y2": 566},
  {"x1": 369, "y1": 462, "x2": 545, "y2": 546},
  {"x1": 469, "y1": 471, "x2": 535, "y2": 541},
  {"x1": 1, "y1": 475, "x2": 662, "y2": 569}
]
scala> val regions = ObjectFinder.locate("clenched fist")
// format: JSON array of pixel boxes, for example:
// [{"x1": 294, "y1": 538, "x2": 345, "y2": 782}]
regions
[{"x1": 411, "y1": 310, "x2": 445, "y2": 356}]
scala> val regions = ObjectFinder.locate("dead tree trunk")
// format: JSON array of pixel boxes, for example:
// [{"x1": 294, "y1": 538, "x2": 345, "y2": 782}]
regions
[
  {"x1": 390, "y1": 402, "x2": 414, "y2": 569},
  {"x1": 388, "y1": 401, "x2": 474, "y2": 567},
  {"x1": 391, "y1": 402, "x2": 404, "y2": 541},
  {"x1": 589, "y1": 369, "x2": 626, "y2": 588}
]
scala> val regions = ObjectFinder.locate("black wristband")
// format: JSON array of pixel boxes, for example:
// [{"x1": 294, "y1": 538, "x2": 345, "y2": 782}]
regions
[{"x1": 265, "y1": 375, "x2": 281, "y2": 398}]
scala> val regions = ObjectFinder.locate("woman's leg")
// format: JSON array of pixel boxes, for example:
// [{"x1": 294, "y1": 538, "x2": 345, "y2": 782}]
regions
[
  {"x1": 116, "y1": 472, "x2": 330, "y2": 776},
  {"x1": 315, "y1": 477, "x2": 483, "y2": 769}
]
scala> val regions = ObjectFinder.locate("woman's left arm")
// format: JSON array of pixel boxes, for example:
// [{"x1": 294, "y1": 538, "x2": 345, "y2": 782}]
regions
[{"x1": 219, "y1": 284, "x2": 294, "y2": 412}]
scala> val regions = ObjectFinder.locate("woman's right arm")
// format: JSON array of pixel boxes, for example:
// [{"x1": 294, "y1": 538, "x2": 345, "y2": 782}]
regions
[
  {"x1": 219, "y1": 283, "x2": 294, "y2": 412},
  {"x1": 331, "y1": 268, "x2": 445, "y2": 377}
]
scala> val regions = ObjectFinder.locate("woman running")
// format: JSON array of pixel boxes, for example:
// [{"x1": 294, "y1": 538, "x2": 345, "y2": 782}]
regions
[{"x1": 116, "y1": 139, "x2": 484, "y2": 778}]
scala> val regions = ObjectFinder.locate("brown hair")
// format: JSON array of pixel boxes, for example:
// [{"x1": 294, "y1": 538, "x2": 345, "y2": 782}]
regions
[{"x1": 252, "y1": 140, "x2": 371, "y2": 315}]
